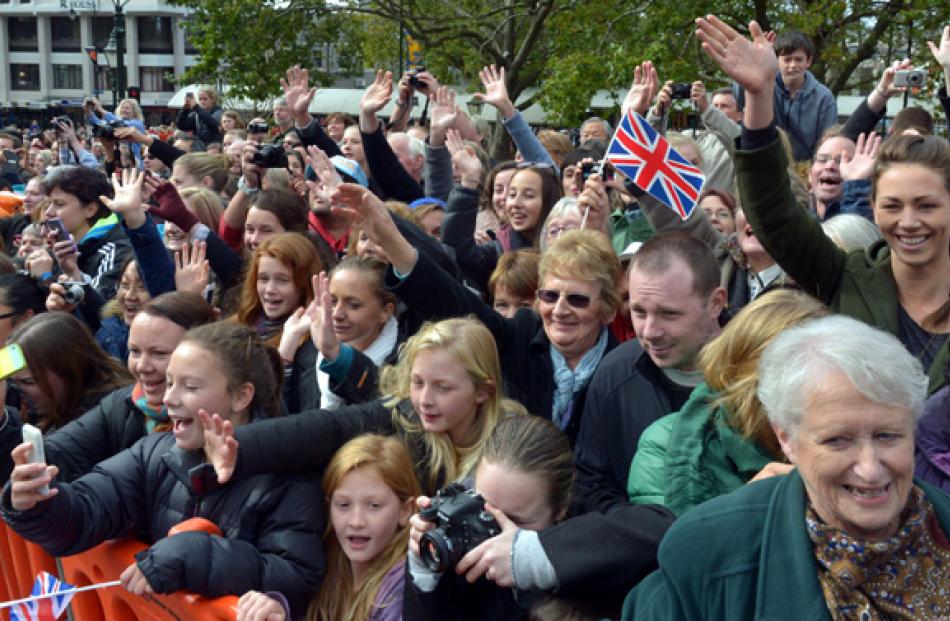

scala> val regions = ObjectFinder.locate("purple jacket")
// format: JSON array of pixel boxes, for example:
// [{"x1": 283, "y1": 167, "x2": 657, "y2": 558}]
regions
[{"x1": 917, "y1": 385, "x2": 950, "y2": 492}]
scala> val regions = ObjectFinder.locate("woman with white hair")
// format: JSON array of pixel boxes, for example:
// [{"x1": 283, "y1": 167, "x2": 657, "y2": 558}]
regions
[{"x1": 624, "y1": 314, "x2": 950, "y2": 620}]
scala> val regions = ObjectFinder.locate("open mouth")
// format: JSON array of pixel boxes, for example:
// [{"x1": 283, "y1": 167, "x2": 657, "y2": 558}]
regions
[
  {"x1": 169, "y1": 413, "x2": 195, "y2": 437},
  {"x1": 346, "y1": 535, "x2": 371, "y2": 549},
  {"x1": 896, "y1": 234, "x2": 928, "y2": 249},
  {"x1": 817, "y1": 174, "x2": 841, "y2": 192},
  {"x1": 844, "y1": 482, "x2": 890, "y2": 501}
]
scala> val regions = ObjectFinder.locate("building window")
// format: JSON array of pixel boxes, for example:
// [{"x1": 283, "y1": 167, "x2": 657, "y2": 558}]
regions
[
  {"x1": 11, "y1": 64, "x2": 40, "y2": 90},
  {"x1": 92, "y1": 17, "x2": 114, "y2": 50},
  {"x1": 140, "y1": 67, "x2": 175, "y2": 92},
  {"x1": 137, "y1": 17, "x2": 173, "y2": 54},
  {"x1": 96, "y1": 67, "x2": 116, "y2": 94},
  {"x1": 50, "y1": 17, "x2": 81, "y2": 52},
  {"x1": 53, "y1": 65, "x2": 83, "y2": 90},
  {"x1": 8, "y1": 17, "x2": 38, "y2": 51}
]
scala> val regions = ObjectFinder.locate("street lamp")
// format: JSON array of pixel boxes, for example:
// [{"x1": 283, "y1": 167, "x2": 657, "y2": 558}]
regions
[{"x1": 104, "y1": 0, "x2": 131, "y2": 104}]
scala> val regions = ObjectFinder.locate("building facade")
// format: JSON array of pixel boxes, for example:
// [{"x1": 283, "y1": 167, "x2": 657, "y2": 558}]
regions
[{"x1": 0, "y1": 0, "x2": 195, "y2": 115}]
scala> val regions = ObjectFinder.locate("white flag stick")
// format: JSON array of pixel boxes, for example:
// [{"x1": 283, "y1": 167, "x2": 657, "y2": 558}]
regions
[{"x1": 0, "y1": 580, "x2": 123, "y2": 609}]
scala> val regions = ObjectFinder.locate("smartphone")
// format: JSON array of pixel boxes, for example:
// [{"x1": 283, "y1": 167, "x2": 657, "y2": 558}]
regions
[
  {"x1": 0, "y1": 343, "x2": 25, "y2": 380},
  {"x1": 45, "y1": 217, "x2": 71, "y2": 243},
  {"x1": 22, "y1": 423, "x2": 49, "y2": 495}
]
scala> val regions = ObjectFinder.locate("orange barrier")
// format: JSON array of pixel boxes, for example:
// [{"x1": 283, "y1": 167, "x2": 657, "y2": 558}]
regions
[{"x1": 1, "y1": 519, "x2": 239, "y2": 620}]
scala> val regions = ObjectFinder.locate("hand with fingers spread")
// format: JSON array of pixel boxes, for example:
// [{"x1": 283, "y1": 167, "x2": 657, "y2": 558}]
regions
[
  {"x1": 277, "y1": 306, "x2": 315, "y2": 364},
  {"x1": 695, "y1": 16, "x2": 777, "y2": 96},
  {"x1": 429, "y1": 86, "x2": 459, "y2": 145},
  {"x1": 120, "y1": 562, "x2": 155, "y2": 596},
  {"x1": 360, "y1": 70, "x2": 394, "y2": 132},
  {"x1": 237, "y1": 590, "x2": 286, "y2": 621},
  {"x1": 174, "y1": 239, "x2": 209, "y2": 295},
  {"x1": 101, "y1": 168, "x2": 148, "y2": 228},
  {"x1": 928, "y1": 25, "x2": 950, "y2": 71},
  {"x1": 309, "y1": 272, "x2": 340, "y2": 362},
  {"x1": 146, "y1": 176, "x2": 200, "y2": 234},
  {"x1": 331, "y1": 183, "x2": 417, "y2": 274},
  {"x1": 454, "y1": 503, "x2": 520, "y2": 587},
  {"x1": 9, "y1": 442, "x2": 59, "y2": 511},
  {"x1": 840, "y1": 132, "x2": 882, "y2": 182},
  {"x1": 621, "y1": 61, "x2": 659, "y2": 117},
  {"x1": 445, "y1": 129, "x2": 482, "y2": 189},
  {"x1": 281, "y1": 65, "x2": 317, "y2": 127},
  {"x1": 197, "y1": 409, "x2": 238, "y2": 484},
  {"x1": 306, "y1": 145, "x2": 343, "y2": 202},
  {"x1": 474, "y1": 65, "x2": 515, "y2": 120}
]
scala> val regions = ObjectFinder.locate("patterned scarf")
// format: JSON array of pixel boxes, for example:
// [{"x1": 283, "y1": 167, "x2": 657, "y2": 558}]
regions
[
  {"x1": 254, "y1": 315, "x2": 285, "y2": 343},
  {"x1": 549, "y1": 328, "x2": 608, "y2": 430},
  {"x1": 132, "y1": 382, "x2": 170, "y2": 433},
  {"x1": 807, "y1": 485, "x2": 950, "y2": 620}
]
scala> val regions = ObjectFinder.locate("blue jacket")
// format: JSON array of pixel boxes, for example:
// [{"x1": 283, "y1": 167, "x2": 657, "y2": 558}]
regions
[
  {"x1": 95, "y1": 314, "x2": 129, "y2": 364},
  {"x1": 773, "y1": 70, "x2": 837, "y2": 161}
]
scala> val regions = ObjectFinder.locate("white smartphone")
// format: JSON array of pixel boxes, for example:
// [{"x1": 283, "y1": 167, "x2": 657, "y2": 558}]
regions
[{"x1": 21, "y1": 423, "x2": 48, "y2": 495}]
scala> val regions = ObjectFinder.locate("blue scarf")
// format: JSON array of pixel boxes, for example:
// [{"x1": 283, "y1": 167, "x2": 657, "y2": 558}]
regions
[{"x1": 550, "y1": 328, "x2": 608, "y2": 430}]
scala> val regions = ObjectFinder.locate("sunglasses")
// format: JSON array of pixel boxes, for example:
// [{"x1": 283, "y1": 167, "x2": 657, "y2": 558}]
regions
[{"x1": 536, "y1": 289, "x2": 592, "y2": 309}]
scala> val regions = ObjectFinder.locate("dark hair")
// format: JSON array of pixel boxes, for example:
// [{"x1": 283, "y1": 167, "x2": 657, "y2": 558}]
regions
[
  {"x1": 480, "y1": 161, "x2": 519, "y2": 212},
  {"x1": 488, "y1": 249, "x2": 540, "y2": 300},
  {"x1": 10, "y1": 313, "x2": 132, "y2": 430},
  {"x1": 250, "y1": 188, "x2": 308, "y2": 233},
  {"x1": 182, "y1": 322, "x2": 284, "y2": 419},
  {"x1": 0, "y1": 132, "x2": 23, "y2": 149},
  {"x1": 42, "y1": 166, "x2": 113, "y2": 223},
  {"x1": 140, "y1": 291, "x2": 216, "y2": 329},
  {"x1": 330, "y1": 255, "x2": 398, "y2": 310},
  {"x1": 712, "y1": 87, "x2": 740, "y2": 108},
  {"x1": 697, "y1": 187, "x2": 738, "y2": 216},
  {"x1": 560, "y1": 145, "x2": 606, "y2": 177},
  {"x1": 0, "y1": 273, "x2": 46, "y2": 318},
  {"x1": 325, "y1": 112, "x2": 356, "y2": 127},
  {"x1": 480, "y1": 416, "x2": 574, "y2": 518},
  {"x1": 509, "y1": 166, "x2": 563, "y2": 246},
  {"x1": 774, "y1": 30, "x2": 814, "y2": 59},
  {"x1": 891, "y1": 107, "x2": 934, "y2": 136},
  {"x1": 630, "y1": 232, "x2": 720, "y2": 298}
]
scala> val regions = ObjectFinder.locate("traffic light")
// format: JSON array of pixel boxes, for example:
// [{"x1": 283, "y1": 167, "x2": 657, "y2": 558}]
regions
[{"x1": 127, "y1": 85, "x2": 141, "y2": 102}]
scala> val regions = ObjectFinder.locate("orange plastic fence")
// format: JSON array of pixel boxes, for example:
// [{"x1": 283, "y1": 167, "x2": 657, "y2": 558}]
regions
[{"x1": 0, "y1": 519, "x2": 239, "y2": 620}]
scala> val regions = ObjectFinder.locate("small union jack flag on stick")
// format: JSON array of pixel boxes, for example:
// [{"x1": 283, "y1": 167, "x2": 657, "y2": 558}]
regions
[
  {"x1": 5, "y1": 571, "x2": 75, "y2": 621},
  {"x1": 606, "y1": 109, "x2": 705, "y2": 219}
]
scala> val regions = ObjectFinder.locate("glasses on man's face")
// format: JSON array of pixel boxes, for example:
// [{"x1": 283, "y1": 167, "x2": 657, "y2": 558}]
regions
[
  {"x1": 536, "y1": 288, "x2": 592, "y2": 309},
  {"x1": 546, "y1": 223, "x2": 579, "y2": 239}
]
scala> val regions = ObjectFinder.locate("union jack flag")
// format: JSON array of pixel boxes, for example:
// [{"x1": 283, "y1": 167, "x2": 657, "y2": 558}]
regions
[
  {"x1": 606, "y1": 109, "x2": 705, "y2": 219},
  {"x1": 8, "y1": 572, "x2": 74, "y2": 621}
]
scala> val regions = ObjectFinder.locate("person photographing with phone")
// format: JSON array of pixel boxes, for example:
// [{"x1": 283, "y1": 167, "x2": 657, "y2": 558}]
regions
[{"x1": 176, "y1": 87, "x2": 224, "y2": 147}]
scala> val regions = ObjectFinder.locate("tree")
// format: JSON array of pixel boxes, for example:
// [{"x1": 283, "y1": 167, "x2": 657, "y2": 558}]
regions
[{"x1": 167, "y1": 0, "x2": 363, "y2": 103}]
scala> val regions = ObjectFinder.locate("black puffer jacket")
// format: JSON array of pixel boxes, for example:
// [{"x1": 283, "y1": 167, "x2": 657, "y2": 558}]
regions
[
  {"x1": 76, "y1": 216, "x2": 133, "y2": 300},
  {"x1": 1, "y1": 431, "x2": 325, "y2": 620},
  {"x1": 0, "y1": 385, "x2": 145, "y2": 483}
]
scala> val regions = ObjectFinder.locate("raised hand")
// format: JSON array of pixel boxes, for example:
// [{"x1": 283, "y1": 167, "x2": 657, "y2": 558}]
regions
[
  {"x1": 621, "y1": 61, "x2": 659, "y2": 117},
  {"x1": 653, "y1": 80, "x2": 674, "y2": 117},
  {"x1": 877, "y1": 58, "x2": 914, "y2": 97},
  {"x1": 928, "y1": 25, "x2": 950, "y2": 69},
  {"x1": 101, "y1": 168, "x2": 147, "y2": 228},
  {"x1": 197, "y1": 409, "x2": 238, "y2": 484},
  {"x1": 695, "y1": 16, "x2": 777, "y2": 95},
  {"x1": 174, "y1": 240, "x2": 210, "y2": 295},
  {"x1": 445, "y1": 128, "x2": 482, "y2": 187},
  {"x1": 840, "y1": 132, "x2": 882, "y2": 182},
  {"x1": 306, "y1": 145, "x2": 343, "y2": 201},
  {"x1": 9, "y1": 442, "x2": 59, "y2": 512},
  {"x1": 577, "y1": 173, "x2": 610, "y2": 233},
  {"x1": 280, "y1": 65, "x2": 317, "y2": 121},
  {"x1": 473, "y1": 65, "x2": 515, "y2": 119},
  {"x1": 360, "y1": 69, "x2": 394, "y2": 116},
  {"x1": 691, "y1": 80, "x2": 708, "y2": 113},
  {"x1": 277, "y1": 306, "x2": 313, "y2": 363},
  {"x1": 309, "y1": 272, "x2": 340, "y2": 361},
  {"x1": 430, "y1": 86, "x2": 459, "y2": 135}
]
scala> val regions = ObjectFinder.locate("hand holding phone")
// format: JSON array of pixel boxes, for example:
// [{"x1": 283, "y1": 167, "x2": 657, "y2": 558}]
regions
[
  {"x1": 0, "y1": 343, "x2": 26, "y2": 380},
  {"x1": 21, "y1": 424, "x2": 49, "y2": 496},
  {"x1": 44, "y1": 217, "x2": 71, "y2": 244}
]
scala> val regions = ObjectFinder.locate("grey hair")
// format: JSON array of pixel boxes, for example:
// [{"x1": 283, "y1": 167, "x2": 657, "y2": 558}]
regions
[
  {"x1": 581, "y1": 116, "x2": 612, "y2": 137},
  {"x1": 540, "y1": 197, "x2": 582, "y2": 251},
  {"x1": 757, "y1": 315, "x2": 928, "y2": 434},
  {"x1": 821, "y1": 214, "x2": 882, "y2": 252}
]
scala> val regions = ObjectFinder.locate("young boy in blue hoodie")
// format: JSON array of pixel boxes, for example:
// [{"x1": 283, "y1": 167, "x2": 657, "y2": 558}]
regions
[{"x1": 772, "y1": 31, "x2": 837, "y2": 161}]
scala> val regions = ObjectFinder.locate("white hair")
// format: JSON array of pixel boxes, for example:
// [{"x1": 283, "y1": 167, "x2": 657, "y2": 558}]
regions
[
  {"x1": 821, "y1": 214, "x2": 882, "y2": 252},
  {"x1": 540, "y1": 197, "x2": 582, "y2": 252},
  {"x1": 757, "y1": 315, "x2": 928, "y2": 434}
]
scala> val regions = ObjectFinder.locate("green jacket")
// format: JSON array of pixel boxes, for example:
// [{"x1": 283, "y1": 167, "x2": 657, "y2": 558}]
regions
[
  {"x1": 627, "y1": 383, "x2": 774, "y2": 516},
  {"x1": 623, "y1": 472, "x2": 950, "y2": 621},
  {"x1": 738, "y1": 137, "x2": 950, "y2": 394}
]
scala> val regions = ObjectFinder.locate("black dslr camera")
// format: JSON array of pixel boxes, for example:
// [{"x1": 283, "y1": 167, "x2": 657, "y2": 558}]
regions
[
  {"x1": 418, "y1": 483, "x2": 501, "y2": 573},
  {"x1": 92, "y1": 120, "x2": 127, "y2": 140},
  {"x1": 250, "y1": 143, "x2": 288, "y2": 169},
  {"x1": 670, "y1": 82, "x2": 692, "y2": 100},
  {"x1": 407, "y1": 66, "x2": 427, "y2": 90}
]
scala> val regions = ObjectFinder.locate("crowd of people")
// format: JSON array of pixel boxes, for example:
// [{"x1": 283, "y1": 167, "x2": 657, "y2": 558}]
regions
[{"x1": 0, "y1": 14, "x2": 948, "y2": 621}]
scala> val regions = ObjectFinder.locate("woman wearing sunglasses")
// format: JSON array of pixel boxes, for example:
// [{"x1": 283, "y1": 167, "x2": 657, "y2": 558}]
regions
[{"x1": 333, "y1": 183, "x2": 622, "y2": 445}]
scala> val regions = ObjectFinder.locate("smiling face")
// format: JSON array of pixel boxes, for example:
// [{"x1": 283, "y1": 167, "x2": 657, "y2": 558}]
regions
[
  {"x1": 163, "y1": 221, "x2": 188, "y2": 251},
  {"x1": 475, "y1": 461, "x2": 557, "y2": 530},
  {"x1": 128, "y1": 313, "x2": 186, "y2": 408},
  {"x1": 537, "y1": 274, "x2": 607, "y2": 368},
  {"x1": 873, "y1": 163, "x2": 950, "y2": 272},
  {"x1": 340, "y1": 126, "x2": 365, "y2": 165},
  {"x1": 330, "y1": 466, "x2": 412, "y2": 579},
  {"x1": 735, "y1": 208, "x2": 770, "y2": 269},
  {"x1": 410, "y1": 347, "x2": 488, "y2": 445},
  {"x1": 244, "y1": 207, "x2": 285, "y2": 252},
  {"x1": 773, "y1": 372, "x2": 915, "y2": 541},
  {"x1": 629, "y1": 260, "x2": 723, "y2": 370},
  {"x1": 329, "y1": 268, "x2": 394, "y2": 352},
  {"x1": 506, "y1": 169, "x2": 544, "y2": 232},
  {"x1": 165, "y1": 341, "x2": 252, "y2": 450},
  {"x1": 256, "y1": 256, "x2": 302, "y2": 320},
  {"x1": 491, "y1": 168, "x2": 516, "y2": 220},
  {"x1": 809, "y1": 137, "x2": 856, "y2": 206},
  {"x1": 491, "y1": 285, "x2": 534, "y2": 318},
  {"x1": 116, "y1": 262, "x2": 150, "y2": 325},
  {"x1": 327, "y1": 118, "x2": 347, "y2": 143},
  {"x1": 700, "y1": 195, "x2": 735, "y2": 235}
]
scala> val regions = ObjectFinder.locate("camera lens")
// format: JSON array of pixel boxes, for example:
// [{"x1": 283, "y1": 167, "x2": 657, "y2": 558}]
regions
[{"x1": 419, "y1": 529, "x2": 459, "y2": 573}]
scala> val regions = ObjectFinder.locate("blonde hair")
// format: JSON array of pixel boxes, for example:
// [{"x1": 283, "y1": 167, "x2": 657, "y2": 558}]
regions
[
  {"x1": 173, "y1": 153, "x2": 231, "y2": 192},
  {"x1": 537, "y1": 130, "x2": 573, "y2": 168},
  {"x1": 309, "y1": 435, "x2": 420, "y2": 621},
  {"x1": 539, "y1": 229, "x2": 621, "y2": 323},
  {"x1": 118, "y1": 98, "x2": 144, "y2": 122},
  {"x1": 196, "y1": 86, "x2": 218, "y2": 106},
  {"x1": 179, "y1": 187, "x2": 224, "y2": 230},
  {"x1": 379, "y1": 318, "x2": 524, "y2": 491},
  {"x1": 698, "y1": 289, "x2": 829, "y2": 457}
]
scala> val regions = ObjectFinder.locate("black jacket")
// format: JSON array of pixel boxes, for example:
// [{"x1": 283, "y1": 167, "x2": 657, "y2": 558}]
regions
[
  {"x1": 284, "y1": 339, "x2": 320, "y2": 414},
  {"x1": 76, "y1": 217, "x2": 133, "y2": 300},
  {"x1": 362, "y1": 121, "x2": 424, "y2": 203},
  {"x1": 175, "y1": 105, "x2": 224, "y2": 146},
  {"x1": 386, "y1": 251, "x2": 617, "y2": 445},
  {"x1": 1, "y1": 431, "x2": 325, "y2": 620},
  {"x1": 573, "y1": 340, "x2": 693, "y2": 514}
]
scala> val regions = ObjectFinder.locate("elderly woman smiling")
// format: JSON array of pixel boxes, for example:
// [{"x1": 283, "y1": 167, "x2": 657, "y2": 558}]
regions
[{"x1": 624, "y1": 314, "x2": 950, "y2": 620}]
